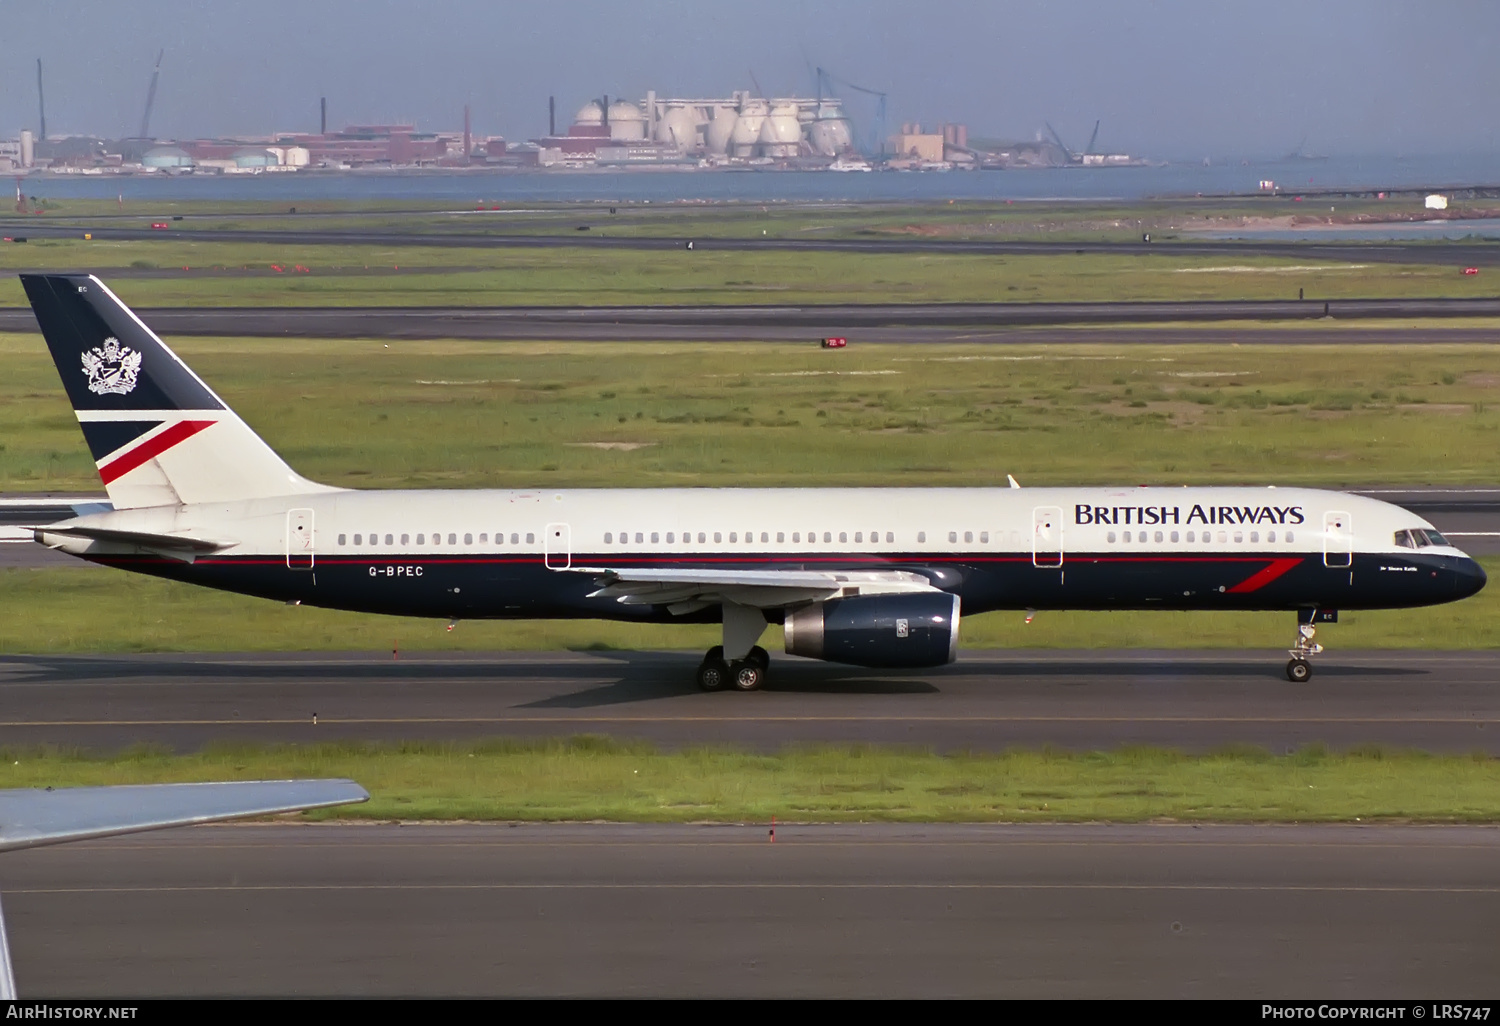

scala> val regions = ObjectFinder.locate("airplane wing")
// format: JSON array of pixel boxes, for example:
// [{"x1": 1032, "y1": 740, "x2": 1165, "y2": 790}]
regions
[
  {"x1": 33, "y1": 524, "x2": 233, "y2": 562},
  {"x1": 0, "y1": 779, "x2": 368, "y2": 998},
  {"x1": 573, "y1": 566, "x2": 939, "y2": 615},
  {"x1": 0, "y1": 779, "x2": 368, "y2": 854}
]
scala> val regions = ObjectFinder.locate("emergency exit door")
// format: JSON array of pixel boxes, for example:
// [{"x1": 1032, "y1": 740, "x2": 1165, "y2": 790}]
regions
[{"x1": 286, "y1": 508, "x2": 314, "y2": 570}]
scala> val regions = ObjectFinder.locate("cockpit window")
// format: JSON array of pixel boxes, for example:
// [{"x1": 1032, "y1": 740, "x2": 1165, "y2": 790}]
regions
[
  {"x1": 1419, "y1": 529, "x2": 1450, "y2": 547},
  {"x1": 1394, "y1": 530, "x2": 1415, "y2": 549},
  {"x1": 1400, "y1": 529, "x2": 1451, "y2": 549}
]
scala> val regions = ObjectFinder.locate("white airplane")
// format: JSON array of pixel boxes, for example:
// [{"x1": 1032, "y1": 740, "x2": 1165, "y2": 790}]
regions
[
  {"x1": 21, "y1": 273, "x2": 1486, "y2": 687},
  {"x1": 0, "y1": 778, "x2": 367, "y2": 996}
]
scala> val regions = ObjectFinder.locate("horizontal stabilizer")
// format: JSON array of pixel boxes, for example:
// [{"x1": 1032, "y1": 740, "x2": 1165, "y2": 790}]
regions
[
  {"x1": 34, "y1": 523, "x2": 232, "y2": 554},
  {"x1": 0, "y1": 779, "x2": 369, "y2": 854}
]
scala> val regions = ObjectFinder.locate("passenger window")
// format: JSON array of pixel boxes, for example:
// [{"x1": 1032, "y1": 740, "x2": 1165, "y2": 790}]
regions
[
  {"x1": 604, "y1": 533, "x2": 612, "y2": 544},
  {"x1": 729, "y1": 532, "x2": 737, "y2": 543},
  {"x1": 839, "y1": 532, "x2": 847, "y2": 543},
  {"x1": 448, "y1": 533, "x2": 457, "y2": 545},
  {"x1": 511, "y1": 533, "x2": 519, "y2": 544},
  {"x1": 651, "y1": 532, "x2": 660, "y2": 543},
  {"x1": 526, "y1": 533, "x2": 535, "y2": 544},
  {"x1": 949, "y1": 531, "x2": 958, "y2": 543},
  {"x1": 1170, "y1": 531, "x2": 1179, "y2": 543},
  {"x1": 666, "y1": 532, "x2": 675, "y2": 543},
  {"x1": 980, "y1": 532, "x2": 989, "y2": 543},
  {"x1": 777, "y1": 532, "x2": 785, "y2": 543},
  {"x1": 697, "y1": 532, "x2": 706, "y2": 543},
  {"x1": 1154, "y1": 531, "x2": 1163, "y2": 543},
  {"x1": 1286, "y1": 532, "x2": 1294, "y2": 543},
  {"x1": 823, "y1": 532, "x2": 832, "y2": 543},
  {"x1": 368, "y1": 532, "x2": 378, "y2": 545},
  {"x1": 714, "y1": 532, "x2": 722, "y2": 543},
  {"x1": 635, "y1": 532, "x2": 644, "y2": 544},
  {"x1": 385, "y1": 534, "x2": 394, "y2": 546},
  {"x1": 479, "y1": 533, "x2": 487, "y2": 543},
  {"x1": 917, "y1": 532, "x2": 926, "y2": 543},
  {"x1": 1249, "y1": 531, "x2": 1258, "y2": 543},
  {"x1": 338, "y1": 534, "x2": 347, "y2": 546},
  {"x1": 1107, "y1": 531, "x2": 1116, "y2": 543},
  {"x1": 1123, "y1": 531, "x2": 1131, "y2": 542},
  {"x1": 792, "y1": 532, "x2": 800, "y2": 542},
  {"x1": 401, "y1": 533, "x2": 410, "y2": 545},
  {"x1": 1185, "y1": 531, "x2": 1194, "y2": 543},
  {"x1": 463, "y1": 533, "x2": 472, "y2": 545},
  {"x1": 964, "y1": 531, "x2": 973, "y2": 543},
  {"x1": 886, "y1": 532, "x2": 894, "y2": 543},
  {"x1": 761, "y1": 532, "x2": 769, "y2": 543},
  {"x1": 1268, "y1": 531, "x2": 1276, "y2": 543},
  {"x1": 855, "y1": 532, "x2": 863, "y2": 543}
]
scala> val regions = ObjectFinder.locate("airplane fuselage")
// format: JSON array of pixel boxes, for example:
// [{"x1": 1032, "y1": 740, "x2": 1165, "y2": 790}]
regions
[{"x1": 41, "y1": 485, "x2": 1486, "y2": 622}]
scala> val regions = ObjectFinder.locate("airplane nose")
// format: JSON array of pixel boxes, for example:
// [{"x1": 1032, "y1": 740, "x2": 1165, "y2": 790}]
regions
[{"x1": 1454, "y1": 558, "x2": 1487, "y2": 599}]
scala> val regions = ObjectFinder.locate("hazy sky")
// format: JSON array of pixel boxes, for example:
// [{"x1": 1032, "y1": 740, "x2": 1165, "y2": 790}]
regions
[{"x1": 3, "y1": 0, "x2": 1496, "y2": 158}]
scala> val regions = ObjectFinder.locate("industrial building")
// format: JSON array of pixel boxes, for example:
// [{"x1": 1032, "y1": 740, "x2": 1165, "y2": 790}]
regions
[{"x1": 530, "y1": 91, "x2": 860, "y2": 165}]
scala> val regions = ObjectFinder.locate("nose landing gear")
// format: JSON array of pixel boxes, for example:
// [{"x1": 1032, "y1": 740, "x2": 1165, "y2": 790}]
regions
[{"x1": 1286, "y1": 609, "x2": 1332, "y2": 682}]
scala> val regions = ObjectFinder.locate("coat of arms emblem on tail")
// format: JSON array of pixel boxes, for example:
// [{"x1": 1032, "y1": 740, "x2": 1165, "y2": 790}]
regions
[{"x1": 81, "y1": 337, "x2": 142, "y2": 396}]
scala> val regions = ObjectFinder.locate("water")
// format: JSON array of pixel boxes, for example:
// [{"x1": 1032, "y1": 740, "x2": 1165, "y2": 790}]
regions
[{"x1": 16, "y1": 152, "x2": 1500, "y2": 205}]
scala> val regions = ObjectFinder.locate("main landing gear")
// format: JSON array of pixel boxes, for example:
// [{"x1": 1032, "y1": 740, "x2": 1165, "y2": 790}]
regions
[
  {"x1": 1285, "y1": 608, "x2": 1330, "y2": 683},
  {"x1": 696, "y1": 602, "x2": 771, "y2": 692},
  {"x1": 696, "y1": 645, "x2": 771, "y2": 692}
]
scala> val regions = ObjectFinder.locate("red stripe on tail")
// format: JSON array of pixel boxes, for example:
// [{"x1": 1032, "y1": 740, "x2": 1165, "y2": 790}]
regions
[
  {"x1": 1226, "y1": 557, "x2": 1303, "y2": 594},
  {"x1": 98, "y1": 420, "x2": 216, "y2": 485}
]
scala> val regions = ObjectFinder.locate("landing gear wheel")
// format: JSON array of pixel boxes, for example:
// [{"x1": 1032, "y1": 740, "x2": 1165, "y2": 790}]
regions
[
  {"x1": 746, "y1": 646, "x2": 769, "y2": 670},
  {"x1": 697, "y1": 656, "x2": 729, "y2": 692},
  {"x1": 730, "y1": 660, "x2": 765, "y2": 692},
  {"x1": 1286, "y1": 658, "x2": 1311, "y2": 683}
]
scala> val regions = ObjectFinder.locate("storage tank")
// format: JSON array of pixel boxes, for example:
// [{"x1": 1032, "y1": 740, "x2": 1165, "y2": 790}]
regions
[
  {"x1": 655, "y1": 105, "x2": 701, "y2": 152},
  {"x1": 731, "y1": 98, "x2": 768, "y2": 157},
  {"x1": 607, "y1": 100, "x2": 647, "y2": 141},
  {"x1": 808, "y1": 103, "x2": 854, "y2": 156},
  {"x1": 704, "y1": 105, "x2": 738, "y2": 155},
  {"x1": 758, "y1": 101, "x2": 802, "y2": 158}
]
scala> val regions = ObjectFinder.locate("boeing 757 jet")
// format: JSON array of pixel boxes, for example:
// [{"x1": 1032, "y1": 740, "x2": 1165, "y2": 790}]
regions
[{"x1": 21, "y1": 274, "x2": 1487, "y2": 686}]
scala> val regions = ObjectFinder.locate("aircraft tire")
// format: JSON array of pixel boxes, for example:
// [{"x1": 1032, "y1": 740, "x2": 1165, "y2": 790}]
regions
[
  {"x1": 697, "y1": 655, "x2": 729, "y2": 692},
  {"x1": 746, "y1": 646, "x2": 770, "y2": 670},
  {"x1": 730, "y1": 661, "x2": 765, "y2": 692},
  {"x1": 1286, "y1": 658, "x2": 1311, "y2": 683}
]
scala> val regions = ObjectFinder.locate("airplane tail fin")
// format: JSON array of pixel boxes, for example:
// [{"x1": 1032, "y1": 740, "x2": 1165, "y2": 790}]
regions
[{"x1": 21, "y1": 273, "x2": 338, "y2": 509}]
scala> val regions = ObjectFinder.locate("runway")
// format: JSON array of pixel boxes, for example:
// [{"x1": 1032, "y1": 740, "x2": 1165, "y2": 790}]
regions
[
  {"x1": 4, "y1": 822, "x2": 1497, "y2": 996},
  {"x1": 4, "y1": 649, "x2": 1500, "y2": 753},
  {"x1": 6, "y1": 300, "x2": 1500, "y2": 341},
  {"x1": 6, "y1": 220, "x2": 1500, "y2": 265}
]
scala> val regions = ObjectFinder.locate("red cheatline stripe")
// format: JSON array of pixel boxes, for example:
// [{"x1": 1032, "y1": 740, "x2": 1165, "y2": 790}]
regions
[
  {"x1": 98, "y1": 419, "x2": 217, "y2": 485},
  {"x1": 1226, "y1": 557, "x2": 1303, "y2": 593}
]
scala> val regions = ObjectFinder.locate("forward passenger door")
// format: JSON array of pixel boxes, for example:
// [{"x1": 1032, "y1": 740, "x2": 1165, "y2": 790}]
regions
[{"x1": 1032, "y1": 506, "x2": 1063, "y2": 568}]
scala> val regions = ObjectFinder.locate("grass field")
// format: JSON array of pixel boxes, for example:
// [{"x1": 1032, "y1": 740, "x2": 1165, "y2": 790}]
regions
[
  {"x1": 3, "y1": 739, "x2": 1498, "y2": 823},
  {"x1": 3, "y1": 557, "x2": 1495, "y2": 653},
  {"x1": 4, "y1": 334, "x2": 1500, "y2": 493},
  {"x1": 0, "y1": 239, "x2": 1492, "y2": 309}
]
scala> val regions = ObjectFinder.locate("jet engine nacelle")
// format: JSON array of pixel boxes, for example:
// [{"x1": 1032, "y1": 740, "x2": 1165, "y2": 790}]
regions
[{"x1": 783, "y1": 592, "x2": 961, "y2": 668}]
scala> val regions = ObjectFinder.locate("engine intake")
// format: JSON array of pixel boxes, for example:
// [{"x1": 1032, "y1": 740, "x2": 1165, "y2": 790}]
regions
[{"x1": 783, "y1": 592, "x2": 961, "y2": 668}]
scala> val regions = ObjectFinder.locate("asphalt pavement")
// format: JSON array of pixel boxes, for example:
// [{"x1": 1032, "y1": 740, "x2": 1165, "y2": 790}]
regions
[
  {"x1": 6, "y1": 301, "x2": 1500, "y2": 341},
  {"x1": 3, "y1": 649, "x2": 1499, "y2": 753},
  {"x1": 4, "y1": 822, "x2": 1497, "y2": 997}
]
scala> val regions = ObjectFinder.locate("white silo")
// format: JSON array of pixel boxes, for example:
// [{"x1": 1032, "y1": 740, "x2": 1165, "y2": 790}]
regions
[
  {"x1": 655, "y1": 105, "x2": 701, "y2": 152},
  {"x1": 607, "y1": 100, "x2": 647, "y2": 141},
  {"x1": 731, "y1": 98, "x2": 768, "y2": 157},
  {"x1": 705, "y1": 105, "x2": 738, "y2": 155},
  {"x1": 575, "y1": 101, "x2": 604, "y2": 127},
  {"x1": 758, "y1": 101, "x2": 802, "y2": 158},
  {"x1": 808, "y1": 102, "x2": 855, "y2": 156}
]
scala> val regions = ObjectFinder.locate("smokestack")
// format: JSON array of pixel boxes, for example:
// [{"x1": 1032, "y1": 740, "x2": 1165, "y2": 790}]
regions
[
  {"x1": 548, "y1": 95, "x2": 555, "y2": 136},
  {"x1": 320, "y1": 96, "x2": 327, "y2": 135},
  {"x1": 463, "y1": 104, "x2": 471, "y2": 164},
  {"x1": 36, "y1": 59, "x2": 46, "y2": 140},
  {"x1": 602, "y1": 95, "x2": 609, "y2": 130}
]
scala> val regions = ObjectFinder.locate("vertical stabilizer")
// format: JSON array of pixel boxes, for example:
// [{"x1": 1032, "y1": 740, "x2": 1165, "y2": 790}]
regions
[{"x1": 21, "y1": 274, "x2": 340, "y2": 509}]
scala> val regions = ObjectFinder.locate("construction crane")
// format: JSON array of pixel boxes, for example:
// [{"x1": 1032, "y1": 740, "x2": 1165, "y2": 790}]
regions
[
  {"x1": 1047, "y1": 120, "x2": 1103, "y2": 164},
  {"x1": 1085, "y1": 120, "x2": 1100, "y2": 156},
  {"x1": 36, "y1": 59, "x2": 46, "y2": 140},
  {"x1": 815, "y1": 66, "x2": 887, "y2": 157},
  {"x1": 138, "y1": 50, "x2": 164, "y2": 140}
]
